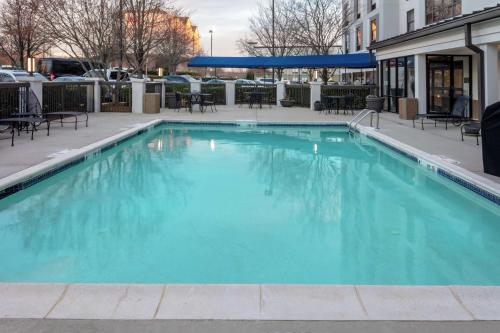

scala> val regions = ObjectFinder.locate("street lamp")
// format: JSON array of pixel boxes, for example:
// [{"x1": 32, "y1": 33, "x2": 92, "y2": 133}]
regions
[
  {"x1": 158, "y1": 67, "x2": 164, "y2": 77},
  {"x1": 271, "y1": 0, "x2": 275, "y2": 83},
  {"x1": 27, "y1": 57, "x2": 36, "y2": 76},
  {"x1": 209, "y1": 29, "x2": 216, "y2": 77}
]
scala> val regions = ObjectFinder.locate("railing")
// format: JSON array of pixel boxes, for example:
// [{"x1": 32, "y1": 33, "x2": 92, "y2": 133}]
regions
[
  {"x1": 0, "y1": 83, "x2": 29, "y2": 118},
  {"x1": 164, "y1": 83, "x2": 190, "y2": 108},
  {"x1": 145, "y1": 82, "x2": 162, "y2": 94},
  {"x1": 235, "y1": 84, "x2": 276, "y2": 105},
  {"x1": 100, "y1": 82, "x2": 132, "y2": 112},
  {"x1": 42, "y1": 82, "x2": 94, "y2": 114},
  {"x1": 201, "y1": 83, "x2": 226, "y2": 105},
  {"x1": 321, "y1": 85, "x2": 378, "y2": 109},
  {"x1": 285, "y1": 84, "x2": 310, "y2": 107}
]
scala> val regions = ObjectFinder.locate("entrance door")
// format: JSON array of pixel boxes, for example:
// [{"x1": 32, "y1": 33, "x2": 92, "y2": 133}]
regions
[{"x1": 427, "y1": 55, "x2": 471, "y2": 115}]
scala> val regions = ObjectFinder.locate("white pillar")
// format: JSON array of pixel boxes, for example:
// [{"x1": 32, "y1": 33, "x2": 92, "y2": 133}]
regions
[
  {"x1": 414, "y1": 54, "x2": 427, "y2": 115},
  {"x1": 160, "y1": 79, "x2": 166, "y2": 108},
  {"x1": 191, "y1": 81, "x2": 201, "y2": 93},
  {"x1": 309, "y1": 81, "x2": 322, "y2": 111},
  {"x1": 18, "y1": 77, "x2": 43, "y2": 109},
  {"x1": 225, "y1": 81, "x2": 235, "y2": 106},
  {"x1": 482, "y1": 44, "x2": 499, "y2": 108},
  {"x1": 276, "y1": 82, "x2": 285, "y2": 106},
  {"x1": 86, "y1": 78, "x2": 102, "y2": 113},
  {"x1": 131, "y1": 78, "x2": 146, "y2": 114}
]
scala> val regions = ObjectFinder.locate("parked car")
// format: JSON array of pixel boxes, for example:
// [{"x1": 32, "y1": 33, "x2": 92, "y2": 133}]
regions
[
  {"x1": 0, "y1": 70, "x2": 48, "y2": 82},
  {"x1": 53, "y1": 76, "x2": 87, "y2": 82},
  {"x1": 206, "y1": 79, "x2": 225, "y2": 84},
  {"x1": 84, "y1": 69, "x2": 129, "y2": 81},
  {"x1": 38, "y1": 58, "x2": 102, "y2": 80},
  {"x1": 255, "y1": 78, "x2": 278, "y2": 85},
  {"x1": 235, "y1": 79, "x2": 255, "y2": 85},
  {"x1": 163, "y1": 75, "x2": 199, "y2": 83}
]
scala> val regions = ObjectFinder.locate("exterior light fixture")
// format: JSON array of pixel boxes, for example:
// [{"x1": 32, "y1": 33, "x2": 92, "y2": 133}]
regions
[
  {"x1": 27, "y1": 57, "x2": 36, "y2": 76},
  {"x1": 158, "y1": 67, "x2": 164, "y2": 77}
]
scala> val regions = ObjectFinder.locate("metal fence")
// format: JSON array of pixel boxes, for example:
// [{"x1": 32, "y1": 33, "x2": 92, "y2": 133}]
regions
[
  {"x1": 320, "y1": 85, "x2": 378, "y2": 109},
  {"x1": 285, "y1": 84, "x2": 310, "y2": 107},
  {"x1": 235, "y1": 84, "x2": 277, "y2": 105},
  {"x1": 0, "y1": 83, "x2": 29, "y2": 118},
  {"x1": 100, "y1": 82, "x2": 132, "y2": 112},
  {"x1": 201, "y1": 83, "x2": 226, "y2": 105},
  {"x1": 42, "y1": 82, "x2": 95, "y2": 114},
  {"x1": 164, "y1": 83, "x2": 190, "y2": 108},
  {"x1": 145, "y1": 82, "x2": 162, "y2": 94}
]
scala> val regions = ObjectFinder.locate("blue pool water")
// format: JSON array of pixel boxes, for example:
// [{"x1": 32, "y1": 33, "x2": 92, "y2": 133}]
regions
[{"x1": 0, "y1": 124, "x2": 499, "y2": 285}]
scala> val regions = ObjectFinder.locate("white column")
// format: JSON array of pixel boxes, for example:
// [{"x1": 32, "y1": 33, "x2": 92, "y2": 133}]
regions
[
  {"x1": 19, "y1": 77, "x2": 43, "y2": 109},
  {"x1": 131, "y1": 78, "x2": 146, "y2": 114},
  {"x1": 482, "y1": 44, "x2": 499, "y2": 108},
  {"x1": 414, "y1": 54, "x2": 427, "y2": 115},
  {"x1": 309, "y1": 81, "x2": 322, "y2": 111},
  {"x1": 225, "y1": 81, "x2": 235, "y2": 106},
  {"x1": 160, "y1": 79, "x2": 166, "y2": 109},
  {"x1": 191, "y1": 81, "x2": 201, "y2": 93},
  {"x1": 86, "y1": 78, "x2": 102, "y2": 113},
  {"x1": 276, "y1": 82, "x2": 285, "y2": 106}
]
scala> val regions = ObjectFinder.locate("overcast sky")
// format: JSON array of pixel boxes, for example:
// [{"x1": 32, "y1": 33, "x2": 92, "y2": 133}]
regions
[{"x1": 176, "y1": 0, "x2": 258, "y2": 56}]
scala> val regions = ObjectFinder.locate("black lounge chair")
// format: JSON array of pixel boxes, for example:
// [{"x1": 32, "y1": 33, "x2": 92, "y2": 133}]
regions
[
  {"x1": 0, "y1": 116, "x2": 50, "y2": 146},
  {"x1": 43, "y1": 108, "x2": 88, "y2": 130},
  {"x1": 461, "y1": 122, "x2": 481, "y2": 145},
  {"x1": 413, "y1": 96, "x2": 469, "y2": 130}
]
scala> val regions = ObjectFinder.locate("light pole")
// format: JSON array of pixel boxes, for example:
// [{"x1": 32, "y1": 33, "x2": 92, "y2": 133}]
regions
[
  {"x1": 271, "y1": 0, "x2": 275, "y2": 83},
  {"x1": 209, "y1": 29, "x2": 216, "y2": 77}
]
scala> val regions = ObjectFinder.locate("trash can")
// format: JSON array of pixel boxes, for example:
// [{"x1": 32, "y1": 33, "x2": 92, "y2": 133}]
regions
[
  {"x1": 399, "y1": 98, "x2": 418, "y2": 120},
  {"x1": 314, "y1": 101, "x2": 323, "y2": 111},
  {"x1": 144, "y1": 93, "x2": 160, "y2": 114}
]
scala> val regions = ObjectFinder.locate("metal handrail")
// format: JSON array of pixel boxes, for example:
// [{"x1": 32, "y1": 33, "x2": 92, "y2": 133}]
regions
[{"x1": 348, "y1": 109, "x2": 380, "y2": 133}]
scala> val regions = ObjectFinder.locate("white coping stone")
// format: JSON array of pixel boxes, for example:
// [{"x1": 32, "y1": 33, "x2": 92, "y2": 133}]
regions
[
  {"x1": 111, "y1": 284, "x2": 164, "y2": 320},
  {"x1": 0, "y1": 283, "x2": 66, "y2": 319},
  {"x1": 451, "y1": 286, "x2": 500, "y2": 320},
  {"x1": 357, "y1": 286, "x2": 473, "y2": 321},
  {"x1": 47, "y1": 284, "x2": 127, "y2": 319},
  {"x1": 155, "y1": 285, "x2": 260, "y2": 320},
  {"x1": 261, "y1": 285, "x2": 367, "y2": 320}
]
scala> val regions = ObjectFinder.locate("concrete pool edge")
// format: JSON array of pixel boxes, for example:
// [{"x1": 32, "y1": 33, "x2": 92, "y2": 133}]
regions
[{"x1": 1, "y1": 283, "x2": 500, "y2": 321}]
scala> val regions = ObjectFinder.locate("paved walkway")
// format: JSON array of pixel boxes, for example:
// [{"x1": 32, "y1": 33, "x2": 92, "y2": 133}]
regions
[{"x1": 0, "y1": 106, "x2": 496, "y2": 183}]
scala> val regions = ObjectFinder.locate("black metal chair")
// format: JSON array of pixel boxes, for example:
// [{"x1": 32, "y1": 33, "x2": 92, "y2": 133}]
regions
[
  {"x1": 461, "y1": 122, "x2": 481, "y2": 145},
  {"x1": 174, "y1": 92, "x2": 183, "y2": 112},
  {"x1": 320, "y1": 94, "x2": 333, "y2": 114},
  {"x1": 343, "y1": 94, "x2": 355, "y2": 115},
  {"x1": 202, "y1": 94, "x2": 217, "y2": 112},
  {"x1": 413, "y1": 95, "x2": 469, "y2": 130}
]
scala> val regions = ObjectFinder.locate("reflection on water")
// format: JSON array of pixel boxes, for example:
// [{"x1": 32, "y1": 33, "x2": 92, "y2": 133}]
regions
[{"x1": 0, "y1": 125, "x2": 499, "y2": 285}]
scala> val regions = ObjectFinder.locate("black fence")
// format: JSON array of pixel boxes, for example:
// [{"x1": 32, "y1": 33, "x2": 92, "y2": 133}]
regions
[
  {"x1": 285, "y1": 84, "x2": 310, "y2": 107},
  {"x1": 320, "y1": 85, "x2": 378, "y2": 109},
  {"x1": 0, "y1": 83, "x2": 30, "y2": 118},
  {"x1": 235, "y1": 84, "x2": 277, "y2": 105},
  {"x1": 201, "y1": 83, "x2": 226, "y2": 105},
  {"x1": 100, "y1": 82, "x2": 132, "y2": 112},
  {"x1": 42, "y1": 82, "x2": 94, "y2": 114},
  {"x1": 145, "y1": 82, "x2": 162, "y2": 94}
]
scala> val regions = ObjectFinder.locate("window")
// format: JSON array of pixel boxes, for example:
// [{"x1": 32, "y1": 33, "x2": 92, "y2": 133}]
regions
[
  {"x1": 356, "y1": 25, "x2": 362, "y2": 51},
  {"x1": 354, "y1": 0, "x2": 361, "y2": 19},
  {"x1": 369, "y1": 0, "x2": 376, "y2": 11},
  {"x1": 407, "y1": 9, "x2": 415, "y2": 32},
  {"x1": 426, "y1": 0, "x2": 462, "y2": 25},
  {"x1": 370, "y1": 19, "x2": 377, "y2": 44},
  {"x1": 342, "y1": 0, "x2": 350, "y2": 26}
]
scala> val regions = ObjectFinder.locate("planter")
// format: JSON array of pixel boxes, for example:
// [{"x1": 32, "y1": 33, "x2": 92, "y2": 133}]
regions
[{"x1": 280, "y1": 99, "x2": 295, "y2": 107}]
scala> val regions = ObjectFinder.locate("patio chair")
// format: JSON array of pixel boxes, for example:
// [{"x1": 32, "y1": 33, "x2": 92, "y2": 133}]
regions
[
  {"x1": 202, "y1": 94, "x2": 217, "y2": 112},
  {"x1": 343, "y1": 94, "x2": 355, "y2": 115},
  {"x1": 461, "y1": 122, "x2": 481, "y2": 145},
  {"x1": 413, "y1": 95, "x2": 469, "y2": 130},
  {"x1": 174, "y1": 92, "x2": 183, "y2": 112},
  {"x1": 320, "y1": 94, "x2": 333, "y2": 114}
]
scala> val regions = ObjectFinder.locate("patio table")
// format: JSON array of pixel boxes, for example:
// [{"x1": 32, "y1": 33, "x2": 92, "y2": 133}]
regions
[
  {"x1": 181, "y1": 92, "x2": 213, "y2": 113},
  {"x1": 244, "y1": 92, "x2": 268, "y2": 109},
  {"x1": 325, "y1": 95, "x2": 346, "y2": 114}
]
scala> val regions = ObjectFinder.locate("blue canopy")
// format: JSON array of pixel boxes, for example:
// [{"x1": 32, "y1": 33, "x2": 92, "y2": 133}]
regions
[{"x1": 188, "y1": 54, "x2": 376, "y2": 69}]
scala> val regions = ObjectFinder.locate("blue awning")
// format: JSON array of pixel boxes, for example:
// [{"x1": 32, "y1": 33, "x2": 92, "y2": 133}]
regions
[{"x1": 188, "y1": 54, "x2": 376, "y2": 69}]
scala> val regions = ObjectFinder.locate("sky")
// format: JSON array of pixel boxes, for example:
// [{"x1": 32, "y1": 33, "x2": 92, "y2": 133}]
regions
[{"x1": 176, "y1": 0, "x2": 258, "y2": 56}]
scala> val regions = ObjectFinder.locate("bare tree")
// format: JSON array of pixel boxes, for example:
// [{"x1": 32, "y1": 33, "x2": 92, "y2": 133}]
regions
[
  {"x1": 41, "y1": 0, "x2": 118, "y2": 75},
  {"x1": 0, "y1": 0, "x2": 48, "y2": 69},
  {"x1": 291, "y1": 0, "x2": 345, "y2": 83},
  {"x1": 237, "y1": 0, "x2": 300, "y2": 80},
  {"x1": 156, "y1": 10, "x2": 195, "y2": 75},
  {"x1": 123, "y1": 0, "x2": 168, "y2": 78}
]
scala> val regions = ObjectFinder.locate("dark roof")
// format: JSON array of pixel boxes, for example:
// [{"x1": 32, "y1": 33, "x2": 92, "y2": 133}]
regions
[
  {"x1": 188, "y1": 54, "x2": 376, "y2": 69},
  {"x1": 369, "y1": 4, "x2": 500, "y2": 50}
]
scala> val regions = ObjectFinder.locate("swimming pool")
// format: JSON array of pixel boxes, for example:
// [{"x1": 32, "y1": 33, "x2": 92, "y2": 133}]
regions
[{"x1": 0, "y1": 124, "x2": 499, "y2": 285}]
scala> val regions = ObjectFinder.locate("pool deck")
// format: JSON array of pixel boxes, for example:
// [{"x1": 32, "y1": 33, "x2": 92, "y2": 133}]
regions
[{"x1": 1, "y1": 106, "x2": 500, "y2": 332}]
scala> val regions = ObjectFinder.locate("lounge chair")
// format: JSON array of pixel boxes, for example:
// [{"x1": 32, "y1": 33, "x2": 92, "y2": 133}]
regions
[
  {"x1": 0, "y1": 116, "x2": 50, "y2": 146},
  {"x1": 413, "y1": 96, "x2": 469, "y2": 130}
]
